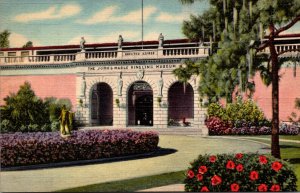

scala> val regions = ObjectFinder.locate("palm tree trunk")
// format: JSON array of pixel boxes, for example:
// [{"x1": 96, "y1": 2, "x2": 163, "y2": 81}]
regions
[{"x1": 269, "y1": 24, "x2": 281, "y2": 159}]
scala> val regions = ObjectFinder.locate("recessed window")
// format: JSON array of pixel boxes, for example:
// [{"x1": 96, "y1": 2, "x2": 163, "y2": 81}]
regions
[{"x1": 21, "y1": 51, "x2": 29, "y2": 57}]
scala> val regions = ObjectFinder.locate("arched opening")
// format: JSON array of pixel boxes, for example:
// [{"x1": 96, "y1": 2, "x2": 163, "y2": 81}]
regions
[
  {"x1": 90, "y1": 83, "x2": 113, "y2": 126},
  {"x1": 127, "y1": 81, "x2": 153, "y2": 126},
  {"x1": 168, "y1": 82, "x2": 194, "y2": 126}
]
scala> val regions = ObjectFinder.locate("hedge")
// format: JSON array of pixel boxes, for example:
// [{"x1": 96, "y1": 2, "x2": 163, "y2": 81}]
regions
[
  {"x1": 0, "y1": 129, "x2": 159, "y2": 167},
  {"x1": 184, "y1": 153, "x2": 297, "y2": 192},
  {"x1": 206, "y1": 117, "x2": 300, "y2": 135}
]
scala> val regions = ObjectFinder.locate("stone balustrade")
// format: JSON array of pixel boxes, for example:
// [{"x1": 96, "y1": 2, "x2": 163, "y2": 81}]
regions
[{"x1": 0, "y1": 43, "x2": 299, "y2": 65}]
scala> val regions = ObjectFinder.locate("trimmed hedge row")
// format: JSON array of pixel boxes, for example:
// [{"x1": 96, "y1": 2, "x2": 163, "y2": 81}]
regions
[
  {"x1": 0, "y1": 129, "x2": 159, "y2": 167},
  {"x1": 184, "y1": 153, "x2": 297, "y2": 192},
  {"x1": 206, "y1": 117, "x2": 300, "y2": 135}
]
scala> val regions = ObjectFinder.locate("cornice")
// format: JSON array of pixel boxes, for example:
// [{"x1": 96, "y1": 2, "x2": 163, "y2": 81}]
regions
[{"x1": 0, "y1": 58, "x2": 203, "y2": 70}]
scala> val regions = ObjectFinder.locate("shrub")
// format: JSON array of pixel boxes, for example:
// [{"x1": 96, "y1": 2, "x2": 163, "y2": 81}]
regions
[
  {"x1": 207, "y1": 100, "x2": 267, "y2": 126},
  {"x1": 0, "y1": 82, "x2": 75, "y2": 133},
  {"x1": 0, "y1": 129, "x2": 159, "y2": 167},
  {"x1": 184, "y1": 153, "x2": 297, "y2": 192},
  {"x1": 206, "y1": 117, "x2": 299, "y2": 135},
  {"x1": 0, "y1": 82, "x2": 50, "y2": 131},
  {"x1": 279, "y1": 123, "x2": 300, "y2": 135}
]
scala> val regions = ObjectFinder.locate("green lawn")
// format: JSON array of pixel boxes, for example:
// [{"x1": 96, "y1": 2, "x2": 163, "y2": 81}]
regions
[
  {"x1": 56, "y1": 135, "x2": 300, "y2": 192},
  {"x1": 246, "y1": 135, "x2": 300, "y2": 141},
  {"x1": 57, "y1": 171, "x2": 186, "y2": 192}
]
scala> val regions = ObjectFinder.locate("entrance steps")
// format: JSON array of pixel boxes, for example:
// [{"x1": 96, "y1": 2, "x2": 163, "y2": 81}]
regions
[{"x1": 79, "y1": 126, "x2": 205, "y2": 136}]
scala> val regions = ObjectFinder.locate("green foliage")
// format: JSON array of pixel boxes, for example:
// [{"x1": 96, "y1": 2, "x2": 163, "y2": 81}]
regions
[
  {"x1": 184, "y1": 153, "x2": 297, "y2": 192},
  {"x1": 179, "y1": 0, "x2": 300, "y2": 104},
  {"x1": 0, "y1": 82, "x2": 74, "y2": 133},
  {"x1": 44, "y1": 97, "x2": 72, "y2": 122},
  {"x1": 23, "y1": 41, "x2": 33, "y2": 48},
  {"x1": 0, "y1": 30, "x2": 10, "y2": 48},
  {"x1": 0, "y1": 81, "x2": 50, "y2": 132},
  {"x1": 207, "y1": 100, "x2": 266, "y2": 124}
]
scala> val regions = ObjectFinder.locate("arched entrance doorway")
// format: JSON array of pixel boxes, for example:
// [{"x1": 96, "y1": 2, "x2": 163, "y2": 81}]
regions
[
  {"x1": 127, "y1": 81, "x2": 153, "y2": 126},
  {"x1": 90, "y1": 83, "x2": 113, "y2": 126},
  {"x1": 168, "y1": 82, "x2": 194, "y2": 126}
]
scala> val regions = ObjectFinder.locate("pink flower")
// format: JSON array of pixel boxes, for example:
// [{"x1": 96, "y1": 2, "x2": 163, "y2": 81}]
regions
[
  {"x1": 235, "y1": 153, "x2": 243, "y2": 159},
  {"x1": 211, "y1": 175, "x2": 222, "y2": 186},
  {"x1": 259, "y1": 155, "x2": 268, "y2": 164},
  {"x1": 249, "y1": 171, "x2": 259, "y2": 181},
  {"x1": 258, "y1": 184, "x2": 268, "y2": 192},
  {"x1": 272, "y1": 161, "x2": 283, "y2": 172},
  {"x1": 209, "y1": 155, "x2": 217, "y2": 163},
  {"x1": 236, "y1": 164, "x2": 244, "y2": 172},
  {"x1": 231, "y1": 183, "x2": 240, "y2": 192},
  {"x1": 198, "y1": 165, "x2": 208, "y2": 174},
  {"x1": 187, "y1": 170, "x2": 194, "y2": 178},
  {"x1": 226, "y1": 160, "x2": 235, "y2": 169},
  {"x1": 200, "y1": 186, "x2": 209, "y2": 192}
]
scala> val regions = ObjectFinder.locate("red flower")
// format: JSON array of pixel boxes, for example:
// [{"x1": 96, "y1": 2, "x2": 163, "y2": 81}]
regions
[
  {"x1": 187, "y1": 170, "x2": 194, "y2": 178},
  {"x1": 259, "y1": 155, "x2": 268, "y2": 164},
  {"x1": 209, "y1": 155, "x2": 217, "y2": 163},
  {"x1": 231, "y1": 183, "x2": 240, "y2": 192},
  {"x1": 258, "y1": 184, "x2": 268, "y2": 192},
  {"x1": 249, "y1": 171, "x2": 259, "y2": 181},
  {"x1": 211, "y1": 175, "x2": 222, "y2": 186},
  {"x1": 235, "y1": 153, "x2": 243, "y2": 159},
  {"x1": 272, "y1": 161, "x2": 283, "y2": 172},
  {"x1": 198, "y1": 166, "x2": 208, "y2": 174},
  {"x1": 270, "y1": 184, "x2": 280, "y2": 192},
  {"x1": 226, "y1": 160, "x2": 235, "y2": 169},
  {"x1": 200, "y1": 186, "x2": 209, "y2": 192},
  {"x1": 196, "y1": 174, "x2": 203, "y2": 181},
  {"x1": 236, "y1": 164, "x2": 244, "y2": 172}
]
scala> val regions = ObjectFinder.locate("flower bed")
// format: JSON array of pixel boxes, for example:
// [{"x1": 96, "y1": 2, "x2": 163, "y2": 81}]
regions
[
  {"x1": 184, "y1": 153, "x2": 297, "y2": 192},
  {"x1": 205, "y1": 117, "x2": 300, "y2": 135},
  {"x1": 0, "y1": 129, "x2": 159, "y2": 167}
]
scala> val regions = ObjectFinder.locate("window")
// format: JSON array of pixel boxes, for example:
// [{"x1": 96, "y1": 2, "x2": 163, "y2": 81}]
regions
[{"x1": 21, "y1": 51, "x2": 29, "y2": 57}]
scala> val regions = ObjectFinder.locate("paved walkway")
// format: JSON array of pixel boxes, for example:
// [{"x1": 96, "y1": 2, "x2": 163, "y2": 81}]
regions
[
  {"x1": 0, "y1": 135, "x2": 270, "y2": 192},
  {"x1": 138, "y1": 183, "x2": 185, "y2": 192}
]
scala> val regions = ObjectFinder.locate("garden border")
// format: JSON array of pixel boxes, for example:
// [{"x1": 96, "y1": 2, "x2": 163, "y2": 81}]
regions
[{"x1": 1, "y1": 148, "x2": 159, "y2": 171}]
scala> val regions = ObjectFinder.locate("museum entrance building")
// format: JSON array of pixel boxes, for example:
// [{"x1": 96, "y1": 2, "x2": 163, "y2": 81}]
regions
[
  {"x1": 0, "y1": 34, "x2": 208, "y2": 133},
  {"x1": 1, "y1": 33, "x2": 300, "y2": 134}
]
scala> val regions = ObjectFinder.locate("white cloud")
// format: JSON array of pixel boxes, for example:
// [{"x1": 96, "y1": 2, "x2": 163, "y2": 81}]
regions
[
  {"x1": 68, "y1": 31, "x2": 140, "y2": 44},
  {"x1": 116, "y1": 6, "x2": 157, "y2": 23},
  {"x1": 77, "y1": 6, "x2": 157, "y2": 25},
  {"x1": 9, "y1": 33, "x2": 41, "y2": 48},
  {"x1": 14, "y1": 4, "x2": 81, "y2": 23},
  {"x1": 156, "y1": 12, "x2": 189, "y2": 23},
  {"x1": 77, "y1": 5, "x2": 117, "y2": 25}
]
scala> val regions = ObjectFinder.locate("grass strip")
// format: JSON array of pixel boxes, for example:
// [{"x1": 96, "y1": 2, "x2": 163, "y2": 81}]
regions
[{"x1": 56, "y1": 170, "x2": 186, "y2": 192}]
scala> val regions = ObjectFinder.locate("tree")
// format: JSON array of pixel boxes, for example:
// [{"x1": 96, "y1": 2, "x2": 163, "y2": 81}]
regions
[
  {"x1": 0, "y1": 82, "x2": 50, "y2": 131},
  {"x1": 177, "y1": 0, "x2": 300, "y2": 158},
  {"x1": 0, "y1": 30, "x2": 10, "y2": 48},
  {"x1": 23, "y1": 41, "x2": 33, "y2": 48}
]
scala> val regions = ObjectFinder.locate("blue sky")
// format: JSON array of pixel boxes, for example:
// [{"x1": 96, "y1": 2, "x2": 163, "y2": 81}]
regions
[{"x1": 0, "y1": 0, "x2": 299, "y2": 47}]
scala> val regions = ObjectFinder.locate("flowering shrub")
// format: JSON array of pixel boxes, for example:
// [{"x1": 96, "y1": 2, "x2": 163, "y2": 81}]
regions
[
  {"x1": 184, "y1": 153, "x2": 297, "y2": 192},
  {"x1": 207, "y1": 100, "x2": 267, "y2": 124},
  {"x1": 206, "y1": 117, "x2": 300, "y2": 135},
  {"x1": 0, "y1": 129, "x2": 159, "y2": 167}
]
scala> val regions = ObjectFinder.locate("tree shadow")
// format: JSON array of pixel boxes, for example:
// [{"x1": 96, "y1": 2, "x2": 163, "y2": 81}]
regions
[
  {"x1": 284, "y1": 158, "x2": 300, "y2": 164},
  {"x1": 280, "y1": 145, "x2": 300, "y2": 149},
  {"x1": 1, "y1": 147, "x2": 177, "y2": 171}
]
